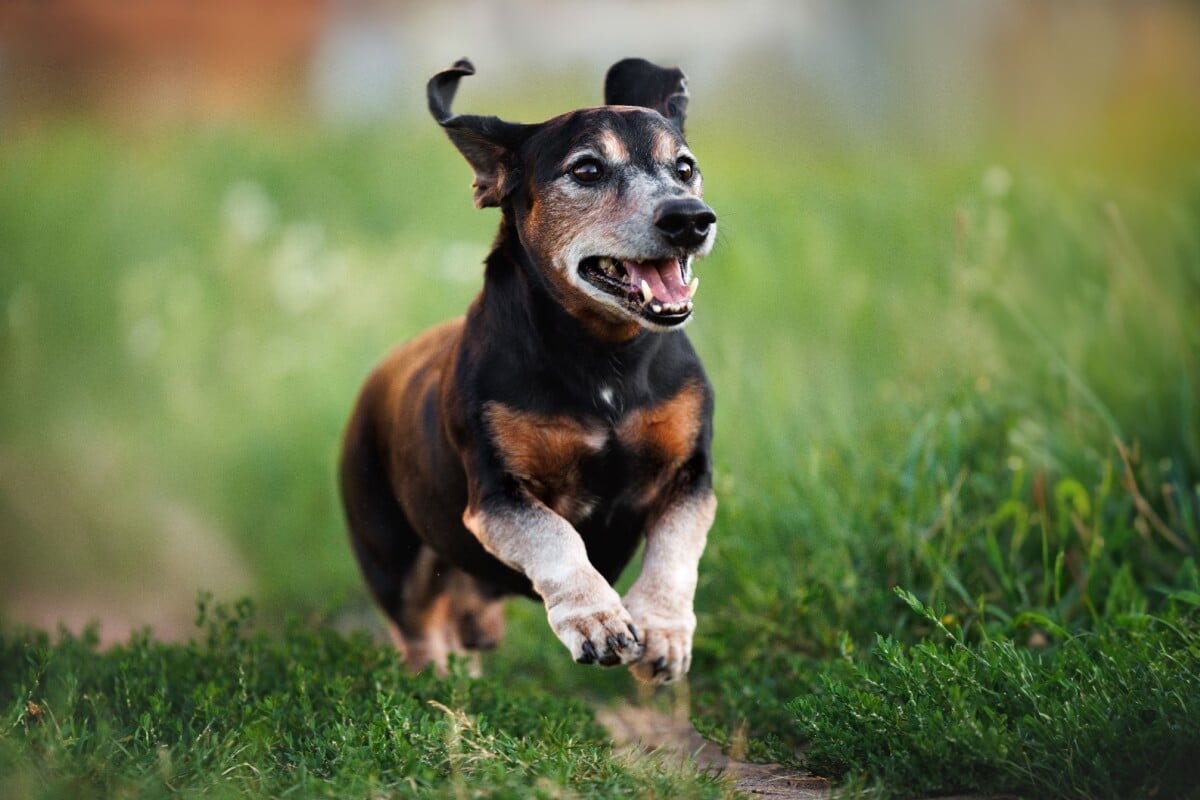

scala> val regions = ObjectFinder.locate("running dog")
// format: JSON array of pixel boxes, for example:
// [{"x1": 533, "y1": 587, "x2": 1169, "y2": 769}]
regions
[{"x1": 340, "y1": 57, "x2": 717, "y2": 684}]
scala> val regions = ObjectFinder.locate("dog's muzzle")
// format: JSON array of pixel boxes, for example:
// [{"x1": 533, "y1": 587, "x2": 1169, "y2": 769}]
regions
[{"x1": 576, "y1": 198, "x2": 715, "y2": 328}]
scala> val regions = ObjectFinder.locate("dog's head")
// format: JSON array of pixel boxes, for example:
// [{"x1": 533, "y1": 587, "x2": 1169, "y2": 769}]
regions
[{"x1": 429, "y1": 58, "x2": 716, "y2": 333}]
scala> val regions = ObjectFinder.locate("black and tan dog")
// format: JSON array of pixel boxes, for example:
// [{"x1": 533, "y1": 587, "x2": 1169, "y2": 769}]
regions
[{"x1": 339, "y1": 57, "x2": 717, "y2": 684}]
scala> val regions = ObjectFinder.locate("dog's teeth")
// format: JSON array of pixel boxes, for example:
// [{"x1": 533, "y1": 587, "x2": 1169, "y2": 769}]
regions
[
  {"x1": 687, "y1": 276, "x2": 700, "y2": 298},
  {"x1": 651, "y1": 302, "x2": 663, "y2": 314},
  {"x1": 685, "y1": 300, "x2": 694, "y2": 312},
  {"x1": 640, "y1": 279, "x2": 653, "y2": 304}
]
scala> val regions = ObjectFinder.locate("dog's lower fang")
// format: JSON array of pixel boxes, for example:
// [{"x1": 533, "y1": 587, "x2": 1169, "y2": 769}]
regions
[
  {"x1": 640, "y1": 279, "x2": 653, "y2": 305},
  {"x1": 624, "y1": 258, "x2": 691, "y2": 308},
  {"x1": 580, "y1": 255, "x2": 695, "y2": 321}
]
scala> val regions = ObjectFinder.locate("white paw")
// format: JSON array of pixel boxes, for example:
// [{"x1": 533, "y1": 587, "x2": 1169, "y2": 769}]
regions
[
  {"x1": 546, "y1": 585, "x2": 644, "y2": 666},
  {"x1": 623, "y1": 595, "x2": 695, "y2": 684}
]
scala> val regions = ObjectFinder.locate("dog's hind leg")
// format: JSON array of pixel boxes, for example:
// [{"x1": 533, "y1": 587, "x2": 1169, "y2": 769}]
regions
[
  {"x1": 445, "y1": 571, "x2": 507, "y2": 674},
  {"x1": 395, "y1": 551, "x2": 508, "y2": 675},
  {"x1": 340, "y1": 403, "x2": 431, "y2": 666},
  {"x1": 393, "y1": 546, "x2": 454, "y2": 672}
]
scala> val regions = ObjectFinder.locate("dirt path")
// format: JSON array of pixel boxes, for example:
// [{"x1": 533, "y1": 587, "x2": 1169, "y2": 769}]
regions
[
  {"x1": 597, "y1": 703, "x2": 1003, "y2": 800},
  {"x1": 595, "y1": 702, "x2": 830, "y2": 799}
]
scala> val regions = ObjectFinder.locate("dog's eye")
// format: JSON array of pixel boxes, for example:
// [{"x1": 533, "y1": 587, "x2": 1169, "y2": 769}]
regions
[
  {"x1": 570, "y1": 160, "x2": 604, "y2": 184},
  {"x1": 675, "y1": 158, "x2": 695, "y2": 182}
]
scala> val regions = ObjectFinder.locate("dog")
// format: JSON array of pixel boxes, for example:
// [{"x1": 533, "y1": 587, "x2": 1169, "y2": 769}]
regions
[{"x1": 339, "y1": 57, "x2": 717, "y2": 684}]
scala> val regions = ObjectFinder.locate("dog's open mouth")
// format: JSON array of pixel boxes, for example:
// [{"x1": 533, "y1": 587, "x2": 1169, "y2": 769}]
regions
[{"x1": 578, "y1": 256, "x2": 698, "y2": 326}]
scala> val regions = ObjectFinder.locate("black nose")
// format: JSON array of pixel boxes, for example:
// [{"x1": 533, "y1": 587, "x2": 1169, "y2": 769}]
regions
[{"x1": 654, "y1": 199, "x2": 716, "y2": 249}]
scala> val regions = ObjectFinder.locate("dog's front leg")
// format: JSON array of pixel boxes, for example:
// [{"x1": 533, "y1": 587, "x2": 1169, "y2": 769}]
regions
[
  {"x1": 622, "y1": 490, "x2": 716, "y2": 684},
  {"x1": 463, "y1": 499, "x2": 644, "y2": 666}
]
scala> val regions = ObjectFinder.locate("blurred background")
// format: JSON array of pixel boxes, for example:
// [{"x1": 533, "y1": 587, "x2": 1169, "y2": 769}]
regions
[
  {"x1": 3, "y1": 0, "x2": 1198, "y2": 153},
  {"x1": 1, "y1": 0, "x2": 1197, "y2": 647}
]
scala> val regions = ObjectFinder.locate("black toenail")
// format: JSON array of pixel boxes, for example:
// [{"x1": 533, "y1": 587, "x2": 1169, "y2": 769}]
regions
[{"x1": 576, "y1": 640, "x2": 597, "y2": 664}]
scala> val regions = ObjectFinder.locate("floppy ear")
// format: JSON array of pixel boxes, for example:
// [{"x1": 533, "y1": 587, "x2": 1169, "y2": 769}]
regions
[
  {"x1": 428, "y1": 59, "x2": 532, "y2": 208},
  {"x1": 604, "y1": 58, "x2": 689, "y2": 132}
]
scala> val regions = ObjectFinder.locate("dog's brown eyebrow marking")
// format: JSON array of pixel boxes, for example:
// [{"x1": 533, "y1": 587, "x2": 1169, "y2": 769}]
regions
[
  {"x1": 559, "y1": 130, "x2": 629, "y2": 171},
  {"x1": 652, "y1": 129, "x2": 681, "y2": 164},
  {"x1": 596, "y1": 129, "x2": 630, "y2": 163}
]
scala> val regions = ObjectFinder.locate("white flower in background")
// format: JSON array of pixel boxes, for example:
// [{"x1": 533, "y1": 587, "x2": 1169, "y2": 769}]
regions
[
  {"x1": 270, "y1": 222, "x2": 346, "y2": 315},
  {"x1": 127, "y1": 316, "x2": 163, "y2": 362},
  {"x1": 982, "y1": 165, "x2": 1012, "y2": 200},
  {"x1": 222, "y1": 180, "x2": 277, "y2": 244}
]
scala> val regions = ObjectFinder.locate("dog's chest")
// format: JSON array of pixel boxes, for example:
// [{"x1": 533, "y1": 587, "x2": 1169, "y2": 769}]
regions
[{"x1": 482, "y1": 382, "x2": 704, "y2": 523}]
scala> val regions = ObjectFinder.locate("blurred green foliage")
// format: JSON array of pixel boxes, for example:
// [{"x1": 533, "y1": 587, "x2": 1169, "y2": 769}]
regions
[{"x1": 1, "y1": 112, "x2": 1198, "y2": 797}]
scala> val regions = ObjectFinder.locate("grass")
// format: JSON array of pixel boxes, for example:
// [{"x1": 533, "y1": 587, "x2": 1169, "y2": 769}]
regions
[
  {"x1": 1, "y1": 597, "x2": 725, "y2": 799},
  {"x1": 1, "y1": 102, "x2": 1198, "y2": 798},
  {"x1": 788, "y1": 589, "x2": 1200, "y2": 799}
]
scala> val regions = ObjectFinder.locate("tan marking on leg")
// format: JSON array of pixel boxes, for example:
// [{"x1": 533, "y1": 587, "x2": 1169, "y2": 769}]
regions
[
  {"x1": 387, "y1": 562, "x2": 505, "y2": 676},
  {"x1": 390, "y1": 593, "x2": 454, "y2": 675},
  {"x1": 444, "y1": 569, "x2": 506, "y2": 651},
  {"x1": 617, "y1": 381, "x2": 704, "y2": 460},
  {"x1": 382, "y1": 547, "x2": 460, "y2": 675},
  {"x1": 616, "y1": 380, "x2": 705, "y2": 505},
  {"x1": 483, "y1": 403, "x2": 606, "y2": 523},
  {"x1": 386, "y1": 618, "x2": 406, "y2": 652}
]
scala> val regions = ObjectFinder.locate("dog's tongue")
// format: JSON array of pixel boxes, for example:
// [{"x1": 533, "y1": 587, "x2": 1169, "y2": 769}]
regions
[{"x1": 623, "y1": 258, "x2": 689, "y2": 304}]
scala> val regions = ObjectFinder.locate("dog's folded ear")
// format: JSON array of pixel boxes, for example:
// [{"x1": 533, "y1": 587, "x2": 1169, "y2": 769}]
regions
[
  {"x1": 428, "y1": 59, "x2": 532, "y2": 209},
  {"x1": 604, "y1": 58, "x2": 689, "y2": 133}
]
